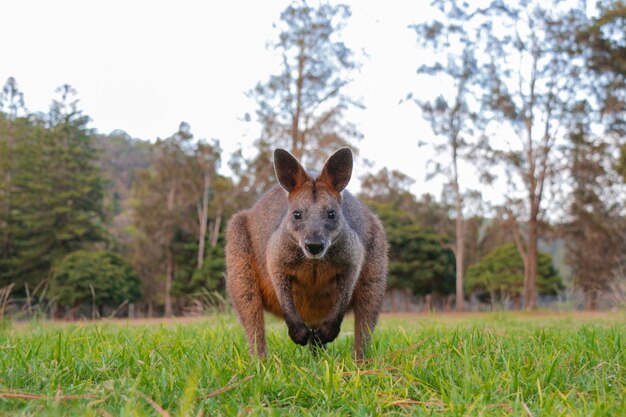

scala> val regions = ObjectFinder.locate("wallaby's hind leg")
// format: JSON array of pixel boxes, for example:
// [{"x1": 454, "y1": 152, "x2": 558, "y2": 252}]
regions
[
  {"x1": 226, "y1": 213, "x2": 266, "y2": 358},
  {"x1": 352, "y1": 235, "x2": 388, "y2": 361},
  {"x1": 352, "y1": 276, "x2": 385, "y2": 361},
  {"x1": 352, "y1": 286, "x2": 384, "y2": 361}
]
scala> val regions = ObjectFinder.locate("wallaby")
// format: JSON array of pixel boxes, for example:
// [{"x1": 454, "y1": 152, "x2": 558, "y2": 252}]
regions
[{"x1": 226, "y1": 147, "x2": 388, "y2": 360}]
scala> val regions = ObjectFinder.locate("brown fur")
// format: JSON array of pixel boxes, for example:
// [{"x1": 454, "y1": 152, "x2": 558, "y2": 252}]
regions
[{"x1": 226, "y1": 148, "x2": 388, "y2": 359}]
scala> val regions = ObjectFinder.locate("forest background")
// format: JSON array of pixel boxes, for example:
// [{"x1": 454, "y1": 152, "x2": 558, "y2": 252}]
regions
[{"x1": 0, "y1": 0, "x2": 625, "y2": 318}]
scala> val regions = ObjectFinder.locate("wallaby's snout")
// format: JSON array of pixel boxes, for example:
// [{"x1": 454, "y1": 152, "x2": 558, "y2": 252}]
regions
[{"x1": 304, "y1": 235, "x2": 326, "y2": 257}]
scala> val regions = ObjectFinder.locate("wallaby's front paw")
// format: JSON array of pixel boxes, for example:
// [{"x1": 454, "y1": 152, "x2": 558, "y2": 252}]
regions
[
  {"x1": 288, "y1": 323, "x2": 311, "y2": 345},
  {"x1": 314, "y1": 320, "x2": 341, "y2": 344}
]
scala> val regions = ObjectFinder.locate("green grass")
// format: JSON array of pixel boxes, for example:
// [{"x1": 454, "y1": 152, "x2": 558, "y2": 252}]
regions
[{"x1": 0, "y1": 312, "x2": 625, "y2": 416}]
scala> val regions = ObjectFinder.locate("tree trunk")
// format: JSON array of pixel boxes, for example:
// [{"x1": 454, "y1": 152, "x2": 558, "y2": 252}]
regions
[
  {"x1": 403, "y1": 288, "x2": 411, "y2": 312},
  {"x1": 389, "y1": 290, "x2": 398, "y2": 313},
  {"x1": 455, "y1": 209, "x2": 465, "y2": 311},
  {"x1": 525, "y1": 218, "x2": 538, "y2": 310},
  {"x1": 509, "y1": 214, "x2": 531, "y2": 310},
  {"x1": 164, "y1": 182, "x2": 176, "y2": 318},
  {"x1": 164, "y1": 245, "x2": 174, "y2": 318},
  {"x1": 210, "y1": 211, "x2": 222, "y2": 247},
  {"x1": 584, "y1": 289, "x2": 597, "y2": 311},
  {"x1": 69, "y1": 305, "x2": 79, "y2": 320},
  {"x1": 522, "y1": 254, "x2": 529, "y2": 307},
  {"x1": 52, "y1": 304, "x2": 62, "y2": 320},
  {"x1": 196, "y1": 173, "x2": 211, "y2": 270},
  {"x1": 423, "y1": 294, "x2": 433, "y2": 312},
  {"x1": 451, "y1": 138, "x2": 465, "y2": 311},
  {"x1": 290, "y1": 44, "x2": 306, "y2": 159}
]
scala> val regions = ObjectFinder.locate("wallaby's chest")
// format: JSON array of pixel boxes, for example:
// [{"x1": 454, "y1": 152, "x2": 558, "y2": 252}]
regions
[
  {"x1": 288, "y1": 260, "x2": 342, "y2": 326},
  {"x1": 290, "y1": 260, "x2": 339, "y2": 291}
]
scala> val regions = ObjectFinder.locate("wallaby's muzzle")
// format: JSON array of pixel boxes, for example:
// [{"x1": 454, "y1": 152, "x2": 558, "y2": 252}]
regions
[{"x1": 304, "y1": 236, "x2": 327, "y2": 258}]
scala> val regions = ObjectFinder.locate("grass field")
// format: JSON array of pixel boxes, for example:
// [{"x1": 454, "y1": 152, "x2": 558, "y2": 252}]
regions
[{"x1": 0, "y1": 312, "x2": 625, "y2": 416}]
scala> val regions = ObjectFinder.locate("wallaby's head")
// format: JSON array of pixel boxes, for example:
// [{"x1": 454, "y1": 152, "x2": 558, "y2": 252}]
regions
[{"x1": 274, "y1": 147, "x2": 353, "y2": 259}]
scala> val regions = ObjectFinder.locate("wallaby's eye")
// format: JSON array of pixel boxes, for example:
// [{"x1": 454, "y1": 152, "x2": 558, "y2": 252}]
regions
[
  {"x1": 293, "y1": 210, "x2": 302, "y2": 220},
  {"x1": 327, "y1": 210, "x2": 336, "y2": 220}
]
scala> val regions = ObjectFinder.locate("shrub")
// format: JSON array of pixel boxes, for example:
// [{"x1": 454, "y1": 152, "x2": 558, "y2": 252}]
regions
[
  {"x1": 466, "y1": 243, "x2": 562, "y2": 302},
  {"x1": 49, "y1": 249, "x2": 141, "y2": 309}
]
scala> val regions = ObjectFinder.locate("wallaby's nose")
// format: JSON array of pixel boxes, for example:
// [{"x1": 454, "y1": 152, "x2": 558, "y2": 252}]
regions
[{"x1": 304, "y1": 239, "x2": 325, "y2": 255}]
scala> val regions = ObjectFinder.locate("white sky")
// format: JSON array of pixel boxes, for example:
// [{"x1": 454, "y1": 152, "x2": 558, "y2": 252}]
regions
[{"x1": 1, "y1": 0, "x2": 495, "y2": 202}]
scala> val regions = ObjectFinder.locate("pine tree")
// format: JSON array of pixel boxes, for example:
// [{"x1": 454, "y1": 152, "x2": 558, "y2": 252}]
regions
[
  {"x1": 0, "y1": 77, "x2": 27, "y2": 283},
  {"x1": 46, "y1": 85, "x2": 105, "y2": 250},
  {"x1": 5, "y1": 85, "x2": 104, "y2": 290},
  {"x1": 2, "y1": 115, "x2": 50, "y2": 287}
]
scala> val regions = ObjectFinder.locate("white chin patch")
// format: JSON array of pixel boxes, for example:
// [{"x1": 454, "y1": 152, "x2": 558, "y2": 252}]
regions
[{"x1": 304, "y1": 250, "x2": 326, "y2": 259}]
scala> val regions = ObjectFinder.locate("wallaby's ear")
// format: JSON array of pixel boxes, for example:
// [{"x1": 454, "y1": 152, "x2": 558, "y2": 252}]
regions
[
  {"x1": 274, "y1": 149, "x2": 309, "y2": 193},
  {"x1": 319, "y1": 147, "x2": 353, "y2": 193}
]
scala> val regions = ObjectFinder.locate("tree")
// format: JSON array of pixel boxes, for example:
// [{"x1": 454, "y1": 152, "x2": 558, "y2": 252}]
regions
[
  {"x1": 410, "y1": 4, "x2": 480, "y2": 311},
  {"x1": 49, "y1": 250, "x2": 141, "y2": 315},
  {"x1": 359, "y1": 167, "x2": 417, "y2": 212},
  {"x1": 0, "y1": 77, "x2": 27, "y2": 281},
  {"x1": 359, "y1": 167, "x2": 454, "y2": 231},
  {"x1": 359, "y1": 170, "x2": 455, "y2": 310},
  {"x1": 562, "y1": 1, "x2": 626, "y2": 308},
  {"x1": 249, "y1": 0, "x2": 361, "y2": 170},
  {"x1": 132, "y1": 123, "x2": 194, "y2": 317},
  {"x1": 563, "y1": 104, "x2": 625, "y2": 309},
  {"x1": 0, "y1": 77, "x2": 25, "y2": 118},
  {"x1": 470, "y1": 1, "x2": 584, "y2": 309},
  {"x1": 172, "y1": 241, "x2": 226, "y2": 297},
  {"x1": 3, "y1": 85, "x2": 104, "y2": 290},
  {"x1": 94, "y1": 130, "x2": 152, "y2": 251},
  {"x1": 575, "y1": 1, "x2": 626, "y2": 138},
  {"x1": 466, "y1": 243, "x2": 562, "y2": 309},
  {"x1": 45, "y1": 85, "x2": 105, "y2": 248},
  {"x1": 0, "y1": 115, "x2": 45, "y2": 287},
  {"x1": 130, "y1": 123, "x2": 225, "y2": 317},
  {"x1": 188, "y1": 139, "x2": 221, "y2": 270},
  {"x1": 366, "y1": 200, "x2": 455, "y2": 303}
]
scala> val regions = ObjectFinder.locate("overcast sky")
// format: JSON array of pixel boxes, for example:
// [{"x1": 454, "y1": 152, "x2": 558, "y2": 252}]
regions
[{"x1": 1, "y1": 0, "x2": 492, "y2": 200}]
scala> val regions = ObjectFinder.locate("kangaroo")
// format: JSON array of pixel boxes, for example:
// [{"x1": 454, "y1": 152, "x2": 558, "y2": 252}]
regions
[{"x1": 225, "y1": 147, "x2": 388, "y2": 360}]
